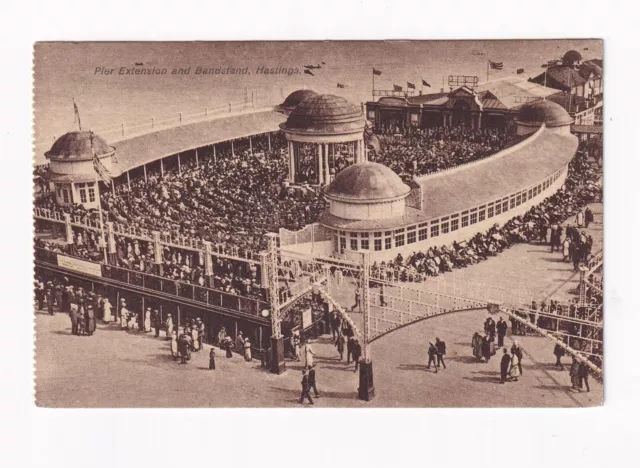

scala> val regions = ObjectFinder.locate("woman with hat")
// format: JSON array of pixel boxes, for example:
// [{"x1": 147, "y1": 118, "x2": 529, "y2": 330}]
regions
[
  {"x1": 165, "y1": 313, "x2": 174, "y2": 339},
  {"x1": 144, "y1": 307, "x2": 152, "y2": 333},
  {"x1": 243, "y1": 337, "x2": 252, "y2": 362}
]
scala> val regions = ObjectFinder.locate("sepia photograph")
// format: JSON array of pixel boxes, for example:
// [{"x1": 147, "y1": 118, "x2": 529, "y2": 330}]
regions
[{"x1": 32, "y1": 40, "x2": 604, "y2": 408}]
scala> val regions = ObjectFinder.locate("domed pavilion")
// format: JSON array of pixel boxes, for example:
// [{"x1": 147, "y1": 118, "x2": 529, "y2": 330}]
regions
[
  {"x1": 45, "y1": 130, "x2": 116, "y2": 209},
  {"x1": 514, "y1": 100, "x2": 573, "y2": 136},
  {"x1": 279, "y1": 93, "x2": 366, "y2": 186}
]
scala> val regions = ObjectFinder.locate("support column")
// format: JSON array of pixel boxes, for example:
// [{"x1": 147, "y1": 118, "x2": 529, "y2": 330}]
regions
[
  {"x1": 358, "y1": 252, "x2": 375, "y2": 401},
  {"x1": 160, "y1": 159, "x2": 164, "y2": 177},
  {"x1": 152, "y1": 231, "x2": 163, "y2": 276},
  {"x1": 266, "y1": 233, "x2": 285, "y2": 374},
  {"x1": 213, "y1": 144, "x2": 217, "y2": 164},
  {"x1": 268, "y1": 132, "x2": 271, "y2": 151},
  {"x1": 63, "y1": 213, "x2": 74, "y2": 245},
  {"x1": 578, "y1": 266, "x2": 588, "y2": 307},
  {"x1": 195, "y1": 148, "x2": 199, "y2": 168},
  {"x1": 288, "y1": 141, "x2": 295, "y2": 183},
  {"x1": 317, "y1": 143, "x2": 324, "y2": 185},
  {"x1": 107, "y1": 221, "x2": 117, "y2": 265},
  {"x1": 143, "y1": 165, "x2": 147, "y2": 182},
  {"x1": 231, "y1": 140, "x2": 235, "y2": 157},
  {"x1": 203, "y1": 241, "x2": 214, "y2": 289},
  {"x1": 178, "y1": 153, "x2": 181, "y2": 174},
  {"x1": 126, "y1": 171, "x2": 131, "y2": 190},
  {"x1": 442, "y1": 112, "x2": 447, "y2": 127},
  {"x1": 477, "y1": 112, "x2": 482, "y2": 130},
  {"x1": 324, "y1": 143, "x2": 330, "y2": 183}
]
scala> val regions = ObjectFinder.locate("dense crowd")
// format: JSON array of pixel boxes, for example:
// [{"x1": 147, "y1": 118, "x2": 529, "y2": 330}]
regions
[
  {"x1": 372, "y1": 151, "x2": 601, "y2": 283},
  {"x1": 371, "y1": 126, "x2": 513, "y2": 182}
]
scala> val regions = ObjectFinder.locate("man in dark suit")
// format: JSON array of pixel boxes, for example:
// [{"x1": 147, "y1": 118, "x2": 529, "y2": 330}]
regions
[
  {"x1": 299, "y1": 369, "x2": 314, "y2": 404},
  {"x1": 435, "y1": 337, "x2": 446, "y2": 369},
  {"x1": 308, "y1": 365, "x2": 320, "y2": 397},
  {"x1": 352, "y1": 340, "x2": 362, "y2": 372},
  {"x1": 346, "y1": 336, "x2": 354, "y2": 364},
  {"x1": 500, "y1": 348, "x2": 511, "y2": 383},
  {"x1": 578, "y1": 361, "x2": 590, "y2": 392},
  {"x1": 427, "y1": 342, "x2": 438, "y2": 372},
  {"x1": 496, "y1": 317, "x2": 507, "y2": 347}
]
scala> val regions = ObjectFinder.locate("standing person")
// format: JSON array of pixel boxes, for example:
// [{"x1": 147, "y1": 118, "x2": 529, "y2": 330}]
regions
[
  {"x1": 575, "y1": 209, "x2": 584, "y2": 228},
  {"x1": 223, "y1": 336, "x2": 234, "y2": 358},
  {"x1": 585, "y1": 207, "x2": 594, "y2": 228},
  {"x1": 165, "y1": 313, "x2": 174, "y2": 339},
  {"x1": 120, "y1": 304, "x2": 129, "y2": 329},
  {"x1": 496, "y1": 317, "x2": 507, "y2": 347},
  {"x1": 500, "y1": 348, "x2": 511, "y2": 384},
  {"x1": 191, "y1": 322, "x2": 200, "y2": 352},
  {"x1": 292, "y1": 332, "x2": 301, "y2": 361},
  {"x1": 85, "y1": 305, "x2": 96, "y2": 336},
  {"x1": 570, "y1": 356, "x2": 581, "y2": 390},
  {"x1": 435, "y1": 337, "x2": 446, "y2": 370},
  {"x1": 46, "y1": 288, "x2": 55, "y2": 315},
  {"x1": 243, "y1": 338, "x2": 252, "y2": 362},
  {"x1": 352, "y1": 339, "x2": 362, "y2": 372},
  {"x1": 481, "y1": 336, "x2": 491, "y2": 363},
  {"x1": 152, "y1": 310, "x2": 161, "y2": 337},
  {"x1": 298, "y1": 369, "x2": 314, "y2": 405},
  {"x1": 170, "y1": 331, "x2": 178, "y2": 360},
  {"x1": 304, "y1": 341, "x2": 316, "y2": 368},
  {"x1": 427, "y1": 342, "x2": 438, "y2": 372},
  {"x1": 55, "y1": 285, "x2": 63, "y2": 312},
  {"x1": 308, "y1": 365, "x2": 320, "y2": 398},
  {"x1": 144, "y1": 307, "x2": 152, "y2": 333},
  {"x1": 197, "y1": 318, "x2": 205, "y2": 350},
  {"x1": 69, "y1": 306, "x2": 78, "y2": 336},
  {"x1": 346, "y1": 336, "x2": 355, "y2": 364},
  {"x1": 508, "y1": 348, "x2": 521, "y2": 382},
  {"x1": 351, "y1": 287, "x2": 361, "y2": 312},
  {"x1": 511, "y1": 342, "x2": 524, "y2": 376},
  {"x1": 209, "y1": 347, "x2": 216, "y2": 370},
  {"x1": 235, "y1": 331, "x2": 245, "y2": 356},
  {"x1": 562, "y1": 237, "x2": 571, "y2": 262},
  {"x1": 471, "y1": 332, "x2": 483, "y2": 361},
  {"x1": 336, "y1": 333, "x2": 345, "y2": 361},
  {"x1": 379, "y1": 284, "x2": 387, "y2": 307},
  {"x1": 103, "y1": 298, "x2": 112, "y2": 323},
  {"x1": 578, "y1": 360, "x2": 590, "y2": 392},
  {"x1": 330, "y1": 311, "x2": 339, "y2": 341},
  {"x1": 554, "y1": 343, "x2": 566, "y2": 369}
]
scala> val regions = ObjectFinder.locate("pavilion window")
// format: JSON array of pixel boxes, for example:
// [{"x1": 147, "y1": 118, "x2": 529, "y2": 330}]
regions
[
  {"x1": 470, "y1": 212, "x2": 478, "y2": 225},
  {"x1": 478, "y1": 210, "x2": 486, "y2": 222},
  {"x1": 350, "y1": 238, "x2": 358, "y2": 251},
  {"x1": 78, "y1": 183, "x2": 87, "y2": 204},
  {"x1": 339, "y1": 237, "x2": 346, "y2": 253},
  {"x1": 334, "y1": 235, "x2": 339, "y2": 252},
  {"x1": 418, "y1": 228, "x2": 428, "y2": 241},
  {"x1": 509, "y1": 197, "x2": 516, "y2": 210},
  {"x1": 430, "y1": 225, "x2": 439, "y2": 237},
  {"x1": 528, "y1": 189, "x2": 533, "y2": 200},
  {"x1": 461, "y1": 215, "x2": 469, "y2": 228},
  {"x1": 360, "y1": 232, "x2": 370, "y2": 250},
  {"x1": 407, "y1": 230, "x2": 417, "y2": 244},
  {"x1": 395, "y1": 234, "x2": 405, "y2": 247},
  {"x1": 487, "y1": 206, "x2": 494, "y2": 218},
  {"x1": 385, "y1": 237, "x2": 392, "y2": 250},
  {"x1": 88, "y1": 183, "x2": 96, "y2": 203},
  {"x1": 502, "y1": 200, "x2": 509, "y2": 212},
  {"x1": 441, "y1": 222, "x2": 450, "y2": 234},
  {"x1": 374, "y1": 239, "x2": 382, "y2": 251},
  {"x1": 62, "y1": 187, "x2": 70, "y2": 204},
  {"x1": 450, "y1": 219, "x2": 459, "y2": 231},
  {"x1": 516, "y1": 194, "x2": 522, "y2": 206}
]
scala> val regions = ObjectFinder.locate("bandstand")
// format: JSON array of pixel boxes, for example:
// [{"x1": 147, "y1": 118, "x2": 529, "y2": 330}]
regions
[{"x1": 279, "y1": 93, "x2": 367, "y2": 186}]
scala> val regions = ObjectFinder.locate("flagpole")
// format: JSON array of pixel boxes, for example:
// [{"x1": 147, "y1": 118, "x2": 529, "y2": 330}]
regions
[
  {"x1": 487, "y1": 60, "x2": 489, "y2": 82},
  {"x1": 90, "y1": 131, "x2": 108, "y2": 264},
  {"x1": 372, "y1": 71, "x2": 375, "y2": 101}
]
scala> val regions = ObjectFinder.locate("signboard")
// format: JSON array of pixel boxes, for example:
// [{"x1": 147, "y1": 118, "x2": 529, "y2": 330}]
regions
[
  {"x1": 302, "y1": 307, "x2": 313, "y2": 330},
  {"x1": 57, "y1": 255, "x2": 103, "y2": 278},
  {"x1": 448, "y1": 75, "x2": 479, "y2": 89}
]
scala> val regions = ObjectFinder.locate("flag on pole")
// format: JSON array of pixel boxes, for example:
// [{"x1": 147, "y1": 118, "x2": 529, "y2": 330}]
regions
[
  {"x1": 372, "y1": 68, "x2": 382, "y2": 76},
  {"x1": 422, "y1": 79, "x2": 431, "y2": 87},
  {"x1": 91, "y1": 132, "x2": 112, "y2": 184},
  {"x1": 393, "y1": 84, "x2": 403, "y2": 92},
  {"x1": 407, "y1": 82, "x2": 415, "y2": 89},
  {"x1": 516, "y1": 68, "x2": 524, "y2": 74},
  {"x1": 489, "y1": 60, "x2": 504, "y2": 70}
]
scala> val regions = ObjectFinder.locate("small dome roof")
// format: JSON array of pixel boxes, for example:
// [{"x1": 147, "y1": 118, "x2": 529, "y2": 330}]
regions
[
  {"x1": 45, "y1": 131, "x2": 114, "y2": 161},
  {"x1": 515, "y1": 100, "x2": 573, "y2": 128},
  {"x1": 281, "y1": 89, "x2": 318, "y2": 109},
  {"x1": 562, "y1": 50, "x2": 582, "y2": 66},
  {"x1": 281, "y1": 94, "x2": 365, "y2": 135},
  {"x1": 325, "y1": 162, "x2": 411, "y2": 202}
]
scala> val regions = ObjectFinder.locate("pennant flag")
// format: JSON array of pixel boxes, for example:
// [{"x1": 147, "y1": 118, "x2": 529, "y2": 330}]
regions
[
  {"x1": 516, "y1": 68, "x2": 524, "y2": 74},
  {"x1": 407, "y1": 82, "x2": 415, "y2": 89},
  {"x1": 91, "y1": 132, "x2": 112, "y2": 185},
  {"x1": 489, "y1": 60, "x2": 504, "y2": 70},
  {"x1": 321, "y1": 61, "x2": 326, "y2": 64},
  {"x1": 393, "y1": 84, "x2": 403, "y2": 92},
  {"x1": 304, "y1": 69, "x2": 314, "y2": 76},
  {"x1": 372, "y1": 68, "x2": 382, "y2": 76},
  {"x1": 422, "y1": 79, "x2": 431, "y2": 87},
  {"x1": 337, "y1": 83, "x2": 345, "y2": 88}
]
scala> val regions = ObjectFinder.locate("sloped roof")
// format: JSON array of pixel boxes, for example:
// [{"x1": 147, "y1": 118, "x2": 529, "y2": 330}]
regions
[
  {"x1": 45, "y1": 131, "x2": 114, "y2": 162},
  {"x1": 109, "y1": 110, "x2": 286, "y2": 175},
  {"x1": 281, "y1": 94, "x2": 365, "y2": 135},
  {"x1": 324, "y1": 161, "x2": 411, "y2": 202},
  {"x1": 530, "y1": 66, "x2": 587, "y2": 90},
  {"x1": 474, "y1": 76, "x2": 559, "y2": 109},
  {"x1": 515, "y1": 100, "x2": 573, "y2": 127}
]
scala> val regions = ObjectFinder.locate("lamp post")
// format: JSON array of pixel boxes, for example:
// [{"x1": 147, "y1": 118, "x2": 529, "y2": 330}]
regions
[{"x1": 358, "y1": 251, "x2": 375, "y2": 401}]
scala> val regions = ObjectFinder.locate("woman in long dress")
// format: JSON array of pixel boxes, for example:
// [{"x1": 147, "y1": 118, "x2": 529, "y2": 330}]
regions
[
  {"x1": 191, "y1": 325, "x2": 200, "y2": 352},
  {"x1": 576, "y1": 210, "x2": 584, "y2": 227},
  {"x1": 304, "y1": 342, "x2": 315, "y2": 368},
  {"x1": 170, "y1": 332, "x2": 178, "y2": 360},
  {"x1": 120, "y1": 306, "x2": 129, "y2": 329},
  {"x1": 103, "y1": 298, "x2": 112, "y2": 322},
  {"x1": 508, "y1": 351, "x2": 521, "y2": 381},
  {"x1": 243, "y1": 338, "x2": 252, "y2": 361},
  {"x1": 224, "y1": 336, "x2": 234, "y2": 358},
  {"x1": 165, "y1": 314, "x2": 174, "y2": 339},
  {"x1": 85, "y1": 306, "x2": 96, "y2": 336},
  {"x1": 144, "y1": 308, "x2": 151, "y2": 332},
  {"x1": 471, "y1": 332, "x2": 483, "y2": 361}
]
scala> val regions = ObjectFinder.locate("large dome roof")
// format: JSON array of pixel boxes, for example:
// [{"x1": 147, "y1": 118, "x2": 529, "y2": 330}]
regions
[
  {"x1": 515, "y1": 100, "x2": 573, "y2": 128},
  {"x1": 45, "y1": 131, "x2": 114, "y2": 161},
  {"x1": 325, "y1": 162, "x2": 411, "y2": 202},
  {"x1": 281, "y1": 89, "x2": 318, "y2": 109},
  {"x1": 280, "y1": 94, "x2": 365, "y2": 135},
  {"x1": 562, "y1": 50, "x2": 582, "y2": 66}
]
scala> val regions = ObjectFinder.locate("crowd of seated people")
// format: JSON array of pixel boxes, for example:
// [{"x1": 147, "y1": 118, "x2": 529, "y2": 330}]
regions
[
  {"x1": 372, "y1": 152, "x2": 601, "y2": 283},
  {"x1": 370, "y1": 126, "x2": 513, "y2": 183}
]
